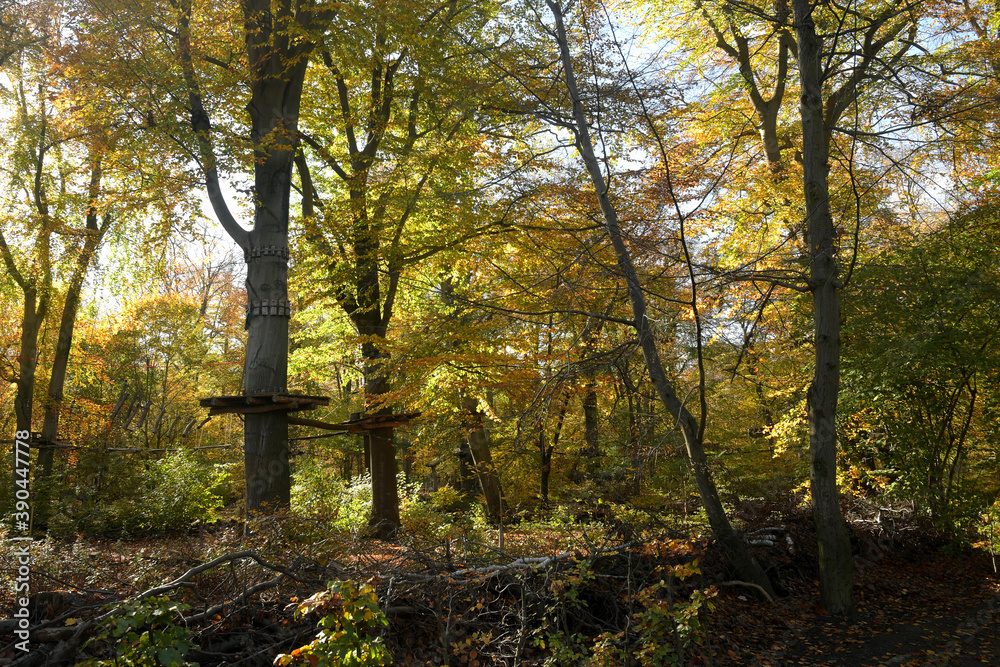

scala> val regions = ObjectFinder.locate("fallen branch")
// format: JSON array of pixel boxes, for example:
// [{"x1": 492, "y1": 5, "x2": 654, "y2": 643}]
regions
[
  {"x1": 718, "y1": 580, "x2": 775, "y2": 603},
  {"x1": 129, "y1": 550, "x2": 300, "y2": 603},
  {"x1": 12, "y1": 550, "x2": 302, "y2": 666},
  {"x1": 402, "y1": 541, "x2": 638, "y2": 583},
  {"x1": 184, "y1": 573, "x2": 286, "y2": 624}
]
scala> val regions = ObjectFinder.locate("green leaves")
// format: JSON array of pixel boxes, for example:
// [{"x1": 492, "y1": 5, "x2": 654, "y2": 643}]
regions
[
  {"x1": 840, "y1": 208, "x2": 1000, "y2": 534},
  {"x1": 276, "y1": 580, "x2": 391, "y2": 667},
  {"x1": 81, "y1": 596, "x2": 199, "y2": 667}
]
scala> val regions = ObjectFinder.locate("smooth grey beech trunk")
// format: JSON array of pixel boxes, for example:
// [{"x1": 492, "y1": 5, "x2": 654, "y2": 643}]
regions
[
  {"x1": 547, "y1": 0, "x2": 774, "y2": 598},
  {"x1": 346, "y1": 246, "x2": 400, "y2": 537},
  {"x1": 241, "y1": 159, "x2": 294, "y2": 511},
  {"x1": 294, "y1": 150, "x2": 402, "y2": 534},
  {"x1": 793, "y1": 0, "x2": 855, "y2": 615},
  {"x1": 178, "y1": 0, "x2": 313, "y2": 512},
  {"x1": 239, "y1": 0, "x2": 314, "y2": 511}
]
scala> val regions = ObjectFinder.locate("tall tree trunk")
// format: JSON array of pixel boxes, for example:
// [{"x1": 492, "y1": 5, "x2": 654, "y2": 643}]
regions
[
  {"x1": 580, "y1": 312, "x2": 606, "y2": 457},
  {"x1": 363, "y1": 359, "x2": 400, "y2": 538},
  {"x1": 793, "y1": 0, "x2": 854, "y2": 615},
  {"x1": 36, "y1": 160, "x2": 109, "y2": 528},
  {"x1": 3, "y1": 85, "x2": 53, "y2": 530},
  {"x1": 10, "y1": 288, "x2": 45, "y2": 534},
  {"x1": 14, "y1": 290, "x2": 44, "y2": 441},
  {"x1": 337, "y1": 138, "x2": 401, "y2": 536},
  {"x1": 368, "y1": 425, "x2": 399, "y2": 535},
  {"x1": 547, "y1": 0, "x2": 774, "y2": 598},
  {"x1": 178, "y1": 0, "x2": 313, "y2": 513},
  {"x1": 242, "y1": 157, "x2": 294, "y2": 511},
  {"x1": 456, "y1": 437, "x2": 478, "y2": 503},
  {"x1": 538, "y1": 394, "x2": 567, "y2": 508}
]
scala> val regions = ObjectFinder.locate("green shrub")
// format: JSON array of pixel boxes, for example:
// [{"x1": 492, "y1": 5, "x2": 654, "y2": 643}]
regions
[
  {"x1": 292, "y1": 461, "x2": 373, "y2": 534},
  {"x1": 275, "y1": 580, "x2": 390, "y2": 667},
  {"x1": 69, "y1": 450, "x2": 227, "y2": 535},
  {"x1": 399, "y1": 486, "x2": 484, "y2": 542},
  {"x1": 80, "y1": 596, "x2": 200, "y2": 666},
  {"x1": 140, "y1": 452, "x2": 229, "y2": 530},
  {"x1": 292, "y1": 461, "x2": 423, "y2": 536}
]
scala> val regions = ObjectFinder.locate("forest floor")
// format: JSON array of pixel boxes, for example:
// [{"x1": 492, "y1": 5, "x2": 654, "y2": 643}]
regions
[
  {"x1": 710, "y1": 540, "x2": 1000, "y2": 666},
  {"x1": 2, "y1": 505, "x2": 1000, "y2": 666}
]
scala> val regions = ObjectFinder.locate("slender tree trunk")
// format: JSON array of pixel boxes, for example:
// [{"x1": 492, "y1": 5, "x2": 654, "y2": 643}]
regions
[
  {"x1": 14, "y1": 291, "x2": 43, "y2": 441},
  {"x1": 582, "y1": 386, "x2": 599, "y2": 456},
  {"x1": 620, "y1": 367, "x2": 641, "y2": 456},
  {"x1": 793, "y1": 0, "x2": 854, "y2": 615},
  {"x1": 538, "y1": 394, "x2": 567, "y2": 508},
  {"x1": 747, "y1": 346, "x2": 779, "y2": 457},
  {"x1": 455, "y1": 438, "x2": 478, "y2": 503},
  {"x1": 11, "y1": 290, "x2": 45, "y2": 534},
  {"x1": 547, "y1": 0, "x2": 774, "y2": 598},
  {"x1": 36, "y1": 161, "x2": 108, "y2": 527},
  {"x1": 538, "y1": 427, "x2": 553, "y2": 507},
  {"x1": 580, "y1": 312, "x2": 606, "y2": 457},
  {"x1": 461, "y1": 395, "x2": 505, "y2": 523}
]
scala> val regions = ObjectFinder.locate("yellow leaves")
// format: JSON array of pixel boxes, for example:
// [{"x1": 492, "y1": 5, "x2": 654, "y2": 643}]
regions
[{"x1": 294, "y1": 589, "x2": 332, "y2": 618}]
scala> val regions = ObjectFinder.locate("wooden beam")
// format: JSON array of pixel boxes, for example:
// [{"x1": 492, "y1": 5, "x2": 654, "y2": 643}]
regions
[
  {"x1": 207, "y1": 402, "x2": 316, "y2": 416},
  {"x1": 110, "y1": 385, "x2": 129, "y2": 420},
  {"x1": 288, "y1": 411, "x2": 421, "y2": 432},
  {"x1": 289, "y1": 432, "x2": 352, "y2": 442},
  {"x1": 287, "y1": 415, "x2": 350, "y2": 431}
]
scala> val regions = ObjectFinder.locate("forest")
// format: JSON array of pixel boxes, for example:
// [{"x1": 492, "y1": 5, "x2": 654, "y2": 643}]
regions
[{"x1": 1, "y1": 0, "x2": 1000, "y2": 664}]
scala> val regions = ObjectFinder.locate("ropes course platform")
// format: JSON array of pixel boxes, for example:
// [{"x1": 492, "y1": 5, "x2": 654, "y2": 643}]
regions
[{"x1": 198, "y1": 393, "x2": 331, "y2": 415}]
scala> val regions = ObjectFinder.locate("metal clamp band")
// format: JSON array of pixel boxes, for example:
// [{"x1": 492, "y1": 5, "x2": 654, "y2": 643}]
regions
[
  {"x1": 246, "y1": 299, "x2": 292, "y2": 317},
  {"x1": 244, "y1": 246, "x2": 289, "y2": 262}
]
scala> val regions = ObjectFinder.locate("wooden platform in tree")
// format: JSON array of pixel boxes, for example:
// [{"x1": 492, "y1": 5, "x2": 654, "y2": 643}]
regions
[
  {"x1": 199, "y1": 393, "x2": 331, "y2": 416},
  {"x1": 287, "y1": 411, "x2": 420, "y2": 433},
  {"x1": 0, "y1": 433, "x2": 78, "y2": 448}
]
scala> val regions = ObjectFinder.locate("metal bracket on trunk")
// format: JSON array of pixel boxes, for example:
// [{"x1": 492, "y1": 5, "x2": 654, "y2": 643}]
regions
[
  {"x1": 246, "y1": 299, "x2": 292, "y2": 318},
  {"x1": 244, "y1": 245, "x2": 289, "y2": 262}
]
